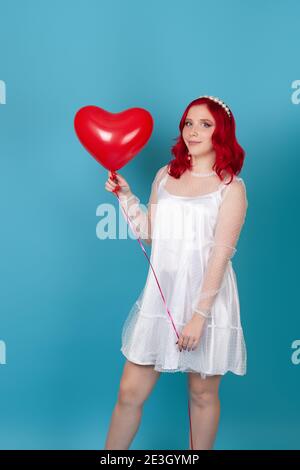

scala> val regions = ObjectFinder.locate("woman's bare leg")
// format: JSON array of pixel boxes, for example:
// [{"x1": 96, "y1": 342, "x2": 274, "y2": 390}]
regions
[
  {"x1": 104, "y1": 359, "x2": 161, "y2": 450},
  {"x1": 188, "y1": 373, "x2": 222, "y2": 450}
]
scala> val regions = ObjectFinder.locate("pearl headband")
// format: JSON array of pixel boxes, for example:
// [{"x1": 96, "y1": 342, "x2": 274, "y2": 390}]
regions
[{"x1": 197, "y1": 95, "x2": 231, "y2": 118}]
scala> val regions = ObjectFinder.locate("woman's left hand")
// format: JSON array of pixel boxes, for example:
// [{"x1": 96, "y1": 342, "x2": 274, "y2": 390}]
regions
[{"x1": 176, "y1": 314, "x2": 206, "y2": 352}]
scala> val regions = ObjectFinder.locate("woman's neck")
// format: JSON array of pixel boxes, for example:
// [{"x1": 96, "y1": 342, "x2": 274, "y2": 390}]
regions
[{"x1": 190, "y1": 153, "x2": 215, "y2": 173}]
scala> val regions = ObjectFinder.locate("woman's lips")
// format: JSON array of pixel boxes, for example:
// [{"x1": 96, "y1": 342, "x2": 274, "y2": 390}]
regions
[{"x1": 189, "y1": 141, "x2": 201, "y2": 145}]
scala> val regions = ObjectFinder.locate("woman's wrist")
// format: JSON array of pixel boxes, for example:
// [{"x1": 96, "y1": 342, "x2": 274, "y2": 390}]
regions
[
  {"x1": 118, "y1": 190, "x2": 134, "y2": 202},
  {"x1": 192, "y1": 308, "x2": 211, "y2": 320},
  {"x1": 192, "y1": 313, "x2": 207, "y2": 322}
]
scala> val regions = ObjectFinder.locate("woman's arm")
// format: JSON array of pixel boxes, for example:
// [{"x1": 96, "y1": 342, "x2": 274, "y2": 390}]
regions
[
  {"x1": 118, "y1": 165, "x2": 168, "y2": 245},
  {"x1": 192, "y1": 177, "x2": 248, "y2": 319}
]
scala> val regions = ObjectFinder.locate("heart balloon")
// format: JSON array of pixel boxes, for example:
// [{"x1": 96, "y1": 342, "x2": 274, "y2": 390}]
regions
[{"x1": 74, "y1": 106, "x2": 154, "y2": 171}]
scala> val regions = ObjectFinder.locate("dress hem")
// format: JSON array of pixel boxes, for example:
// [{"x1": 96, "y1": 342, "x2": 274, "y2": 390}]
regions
[{"x1": 120, "y1": 348, "x2": 246, "y2": 377}]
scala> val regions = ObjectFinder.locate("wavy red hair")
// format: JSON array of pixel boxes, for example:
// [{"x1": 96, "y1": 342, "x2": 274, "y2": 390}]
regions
[{"x1": 167, "y1": 97, "x2": 246, "y2": 184}]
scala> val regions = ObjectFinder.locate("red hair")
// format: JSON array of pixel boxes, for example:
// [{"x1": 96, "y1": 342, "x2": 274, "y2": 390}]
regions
[{"x1": 167, "y1": 97, "x2": 246, "y2": 184}]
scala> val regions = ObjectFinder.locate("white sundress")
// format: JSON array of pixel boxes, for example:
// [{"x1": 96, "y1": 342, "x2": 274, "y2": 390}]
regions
[{"x1": 120, "y1": 169, "x2": 247, "y2": 379}]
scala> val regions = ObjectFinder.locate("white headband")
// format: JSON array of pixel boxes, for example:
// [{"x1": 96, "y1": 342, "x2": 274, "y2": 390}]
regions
[{"x1": 197, "y1": 95, "x2": 231, "y2": 117}]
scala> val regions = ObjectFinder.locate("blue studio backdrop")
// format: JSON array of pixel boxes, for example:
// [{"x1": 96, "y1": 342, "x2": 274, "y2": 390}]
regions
[{"x1": 0, "y1": 0, "x2": 299, "y2": 450}]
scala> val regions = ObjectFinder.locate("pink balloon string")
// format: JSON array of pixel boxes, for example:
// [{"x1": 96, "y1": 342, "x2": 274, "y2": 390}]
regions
[{"x1": 111, "y1": 171, "x2": 194, "y2": 450}]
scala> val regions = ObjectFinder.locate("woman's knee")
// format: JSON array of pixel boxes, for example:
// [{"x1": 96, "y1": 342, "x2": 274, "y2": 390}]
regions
[
  {"x1": 117, "y1": 360, "x2": 160, "y2": 407},
  {"x1": 118, "y1": 381, "x2": 146, "y2": 407},
  {"x1": 188, "y1": 375, "x2": 222, "y2": 407},
  {"x1": 189, "y1": 387, "x2": 220, "y2": 407}
]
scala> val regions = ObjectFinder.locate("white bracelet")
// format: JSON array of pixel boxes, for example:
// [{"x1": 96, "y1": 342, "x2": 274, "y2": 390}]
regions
[
  {"x1": 119, "y1": 194, "x2": 136, "y2": 203},
  {"x1": 193, "y1": 308, "x2": 211, "y2": 319}
]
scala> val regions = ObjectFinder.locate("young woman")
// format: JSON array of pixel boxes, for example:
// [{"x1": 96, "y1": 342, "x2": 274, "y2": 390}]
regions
[{"x1": 104, "y1": 95, "x2": 248, "y2": 450}]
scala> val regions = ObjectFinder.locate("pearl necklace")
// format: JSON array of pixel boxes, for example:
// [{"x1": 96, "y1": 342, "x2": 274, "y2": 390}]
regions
[{"x1": 190, "y1": 170, "x2": 217, "y2": 177}]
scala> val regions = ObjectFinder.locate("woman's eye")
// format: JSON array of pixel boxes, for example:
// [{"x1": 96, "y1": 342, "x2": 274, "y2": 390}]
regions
[{"x1": 185, "y1": 121, "x2": 211, "y2": 128}]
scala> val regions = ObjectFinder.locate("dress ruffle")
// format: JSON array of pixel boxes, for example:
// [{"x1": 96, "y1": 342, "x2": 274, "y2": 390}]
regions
[{"x1": 120, "y1": 288, "x2": 247, "y2": 378}]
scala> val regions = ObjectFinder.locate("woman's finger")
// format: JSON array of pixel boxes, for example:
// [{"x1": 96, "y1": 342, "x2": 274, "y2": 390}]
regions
[
  {"x1": 106, "y1": 183, "x2": 116, "y2": 191},
  {"x1": 186, "y1": 337, "x2": 196, "y2": 351},
  {"x1": 178, "y1": 335, "x2": 188, "y2": 352},
  {"x1": 115, "y1": 173, "x2": 125, "y2": 183},
  {"x1": 109, "y1": 175, "x2": 118, "y2": 183},
  {"x1": 182, "y1": 338, "x2": 189, "y2": 350},
  {"x1": 105, "y1": 181, "x2": 117, "y2": 191},
  {"x1": 111, "y1": 172, "x2": 127, "y2": 186}
]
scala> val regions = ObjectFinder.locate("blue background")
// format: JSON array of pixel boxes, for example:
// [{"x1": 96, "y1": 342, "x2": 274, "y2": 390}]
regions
[{"x1": 0, "y1": 0, "x2": 299, "y2": 450}]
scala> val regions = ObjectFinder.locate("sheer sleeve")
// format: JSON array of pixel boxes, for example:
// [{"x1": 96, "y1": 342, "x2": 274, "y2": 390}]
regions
[
  {"x1": 192, "y1": 177, "x2": 248, "y2": 319},
  {"x1": 118, "y1": 165, "x2": 169, "y2": 245}
]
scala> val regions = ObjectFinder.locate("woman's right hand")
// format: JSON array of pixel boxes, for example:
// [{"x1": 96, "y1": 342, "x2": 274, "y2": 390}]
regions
[{"x1": 105, "y1": 170, "x2": 132, "y2": 199}]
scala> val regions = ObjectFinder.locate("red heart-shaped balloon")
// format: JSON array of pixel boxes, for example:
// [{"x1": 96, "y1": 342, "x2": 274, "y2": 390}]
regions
[{"x1": 74, "y1": 106, "x2": 154, "y2": 171}]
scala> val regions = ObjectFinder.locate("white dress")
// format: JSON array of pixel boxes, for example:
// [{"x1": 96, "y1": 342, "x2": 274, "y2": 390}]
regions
[{"x1": 119, "y1": 165, "x2": 248, "y2": 379}]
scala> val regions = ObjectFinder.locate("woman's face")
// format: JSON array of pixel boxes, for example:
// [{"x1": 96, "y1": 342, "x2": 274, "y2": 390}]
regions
[{"x1": 182, "y1": 104, "x2": 216, "y2": 157}]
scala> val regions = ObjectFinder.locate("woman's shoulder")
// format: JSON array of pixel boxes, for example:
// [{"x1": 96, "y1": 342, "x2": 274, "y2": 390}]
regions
[
  {"x1": 222, "y1": 171, "x2": 248, "y2": 207},
  {"x1": 155, "y1": 164, "x2": 170, "y2": 181},
  {"x1": 222, "y1": 171, "x2": 246, "y2": 188}
]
